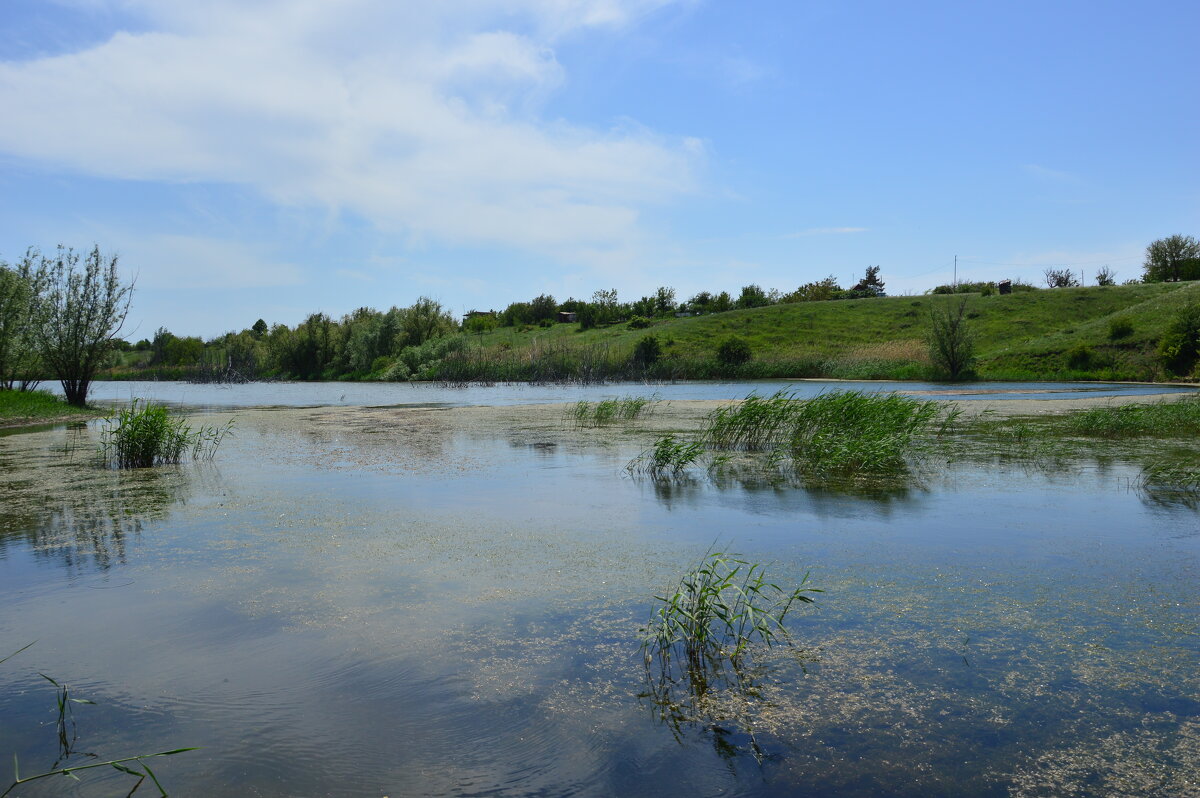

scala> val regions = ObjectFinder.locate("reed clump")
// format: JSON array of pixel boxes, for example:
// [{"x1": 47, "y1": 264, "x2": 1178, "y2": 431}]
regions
[
  {"x1": 100, "y1": 399, "x2": 233, "y2": 468},
  {"x1": 1059, "y1": 396, "x2": 1200, "y2": 438},
  {"x1": 627, "y1": 434, "x2": 704, "y2": 477},
  {"x1": 568, "y1": 394, "x2": 660, "y2": 428},
  {"x1": 700, "y1": 390, "x2": 951, "y2": 478}
]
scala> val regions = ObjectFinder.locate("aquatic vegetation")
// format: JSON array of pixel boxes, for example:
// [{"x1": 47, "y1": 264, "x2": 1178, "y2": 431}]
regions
[
  {"x1": 569, "y1": 393, "x2": 660, "y2": 428},
  {"x1": 1, "y1": 643, "x2": 195, "y2": 797},
  {"x1": 1138, "y1": 460, "x2": 1200, "y2": 492},
  {"x1": 626, "y1": 434, "x2": 704, "y2": 477},
  {"x1": 100, "y1": 399, "x2": 233, "y2": 468},
  {"x1": 1059, "y1": 396, "x2": 1200, "y2": 437},
  {"x1": 787, "y1": 391, "x2": 944, "y2": 476},
  {"x1": 702, "y1": 390, "x2": 948, "y2": 478},
  {"x1": 640, "y1": 551, "x2": 820, "y2": 755}
]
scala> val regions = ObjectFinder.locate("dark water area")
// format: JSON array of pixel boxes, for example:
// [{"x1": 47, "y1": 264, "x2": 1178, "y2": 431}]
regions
[
  {"x1": 52, "y1": 378, "x2": 1200, "y2": 411},
  {"x1": 0, "y1": 405, "x2": 1197, "y2": 796}
]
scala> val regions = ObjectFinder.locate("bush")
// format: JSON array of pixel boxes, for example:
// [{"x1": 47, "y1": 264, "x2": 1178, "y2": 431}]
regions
[
  {"x1": 1066, "y1": 344, "x2": 1094, "y2": 370},
  {"x1": 927, "y1": 297, "x2": 976, "y2": 380},
  {"x1": 1158, "y1": 303, "x2": 1200, "y2": 377},
  {"x1": 628, "y1": 315, "x2": 652, "y2": 329},
  {"x1": 632, "y1": 335, "x2": 662, "y2": 367},
  {"x1": 100, "y1": 399, "x2": 232, "y2": 468},
  {"x1": 716, "y1": 336, "x2": 752, "y2": 367},
  {"x1": 1108, "y1": 317, "x2": 1134, "y2": 340},
  {"x1": 1045, "y1": 268, "x2": 1080, "y2": 288}
]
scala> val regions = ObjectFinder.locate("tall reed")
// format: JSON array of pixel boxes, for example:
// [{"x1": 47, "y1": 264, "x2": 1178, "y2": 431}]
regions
[{"x1": 100, "y1": 400, "x2": 233, "y2": 468}]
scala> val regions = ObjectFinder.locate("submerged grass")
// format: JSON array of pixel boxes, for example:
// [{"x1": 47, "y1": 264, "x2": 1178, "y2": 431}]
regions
[
  {"x1": 1058, "y1": 395, "x2": 1200, "y2": 437},
  {"x1": 100, "y1": 399, "x2": 233, "y2": 468},
  {"x1": 627, "y1": 435, "x2": 705, "y2": 477}
]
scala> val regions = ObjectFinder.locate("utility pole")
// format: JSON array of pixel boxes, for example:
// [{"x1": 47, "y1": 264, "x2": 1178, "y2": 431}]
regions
[{"x1": 954, "y1": 255, "x2": 957, "y2": 287}]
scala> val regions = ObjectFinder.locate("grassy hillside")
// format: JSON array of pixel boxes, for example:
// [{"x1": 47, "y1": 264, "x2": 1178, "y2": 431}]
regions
[{"x1": 456, "y1": 281, "x2": 1200, "y2": 382}]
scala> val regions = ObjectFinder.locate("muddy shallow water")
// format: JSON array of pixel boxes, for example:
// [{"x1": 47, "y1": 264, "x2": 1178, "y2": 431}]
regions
[{"x1": 1, "y1": 400, "x2": 1197, "y2": 796}]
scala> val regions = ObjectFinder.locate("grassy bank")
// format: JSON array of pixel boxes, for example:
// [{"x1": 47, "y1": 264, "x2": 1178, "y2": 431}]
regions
[
  {"x1": 438, "y1": 281, "x2": 1200, "y2": 383},
  {"x1": 0, "y1": 389, "x2": 100, "y2": 428}
]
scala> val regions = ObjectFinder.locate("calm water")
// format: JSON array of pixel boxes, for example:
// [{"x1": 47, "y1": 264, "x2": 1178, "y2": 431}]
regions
[
  {"x1": 0, "y1": 399, "x2": 1197, "y2": 796},
  {"x1": 50, "y1": 378, "x2": 1200, "y2": 411}
]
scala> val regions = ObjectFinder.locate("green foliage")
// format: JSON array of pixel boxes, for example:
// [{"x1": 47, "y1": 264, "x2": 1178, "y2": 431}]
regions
[
  {"x1": 1143, "y1": 234, "x2": 1200, "y2": 283},
  {"x1": 641, "y1": 550, "x2": 819, "y2": 692},
  {"x1": 1062, "y1": 396, "x2": 1200, "y2": 437},
  {"x1": 1157, "y1": 303, "x2": 1200, "y2": 377},
  {"x1": 385, "y1": 334, "x2": 469, "y2": 380},
  {"x1": 703, "y1": 390, "x2": 800, "y2": 451},
  {"x1": 0, "y1": 389, "x2": 95, "y2": 423},
  {"x1": 1108, "y1": 316, "x2": 1134, "y2": 340},
  {"x1": 1044, "y1": 268, "x2": 1081, "y2": 288},
  {"x1": 715, "y1": 336, "x2": 752, "y2": 367},
  {"x1": 1096, "y1": 266, "x2": 1117, "y2": 287},
  {"x1": 29, "y1": 246, "x2": 132, "y2": 406},
  {"x1": 1065, "y1": 343, "x2": 1094, "y2": 370},
  {"x1": 930, "y1": 281, "x2": 994, "y2": 295},
  {"x1": 848, "y1": 265, "x2": 885, "y2": 298},
  {"x1": 627, "y1": 434, "x2": 704, "y2": 477},
  {"x1": 782, "y1": 275, "x2": 845, "y2": 303},
  {"x1": 735, "y1": 284, "x2": 771, "y2": 309},
  {"x1": 632, "y1": 334, "x2": 661, "y2": 366},
  {"x1": 927, "y1": 297, "x2": 976, "y2": 379},
  {"x1": 628, "y1": 315, "x2": 652, "y2": 329},
  {"x1": 100, "y1": 400, "x2": 233, "y2": 468}
]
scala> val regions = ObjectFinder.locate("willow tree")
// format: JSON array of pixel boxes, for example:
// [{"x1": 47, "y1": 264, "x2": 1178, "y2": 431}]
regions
[
  {"x1": 927, "y1": 296, "x2": 976, "y2": 380},
  {"x1": 36, "y1": 246, "x2": 133, "y2": 406}
]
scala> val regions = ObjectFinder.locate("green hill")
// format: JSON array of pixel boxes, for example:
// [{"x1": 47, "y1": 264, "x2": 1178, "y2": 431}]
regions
[{"x1": 455, "y1": 281, "x2": 1200, "y2": 382}]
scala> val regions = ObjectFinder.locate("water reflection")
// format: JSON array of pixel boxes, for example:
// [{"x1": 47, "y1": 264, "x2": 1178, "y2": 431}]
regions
[{"x1": 0, "y1": 448, "x2": 192, "y2": 573}]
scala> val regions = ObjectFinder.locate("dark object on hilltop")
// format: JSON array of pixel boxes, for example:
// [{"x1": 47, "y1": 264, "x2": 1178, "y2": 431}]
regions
[{"x1": 998, "y1": 279, "x2": 1012, "y2": 295}]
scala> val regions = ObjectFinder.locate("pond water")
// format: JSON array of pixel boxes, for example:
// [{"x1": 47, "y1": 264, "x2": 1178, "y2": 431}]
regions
[
  {"x1": 0, "y1": 399, "x2": 1197, "y2": 796},
  {"x1": 48, "y1": 378, "x2": 1200, "y2": 411}
]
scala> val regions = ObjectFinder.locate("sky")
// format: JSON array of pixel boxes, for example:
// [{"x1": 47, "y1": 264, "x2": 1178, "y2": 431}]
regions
[{"x1": 0, "y1": 0, "x2": 1197, "y2": 340}]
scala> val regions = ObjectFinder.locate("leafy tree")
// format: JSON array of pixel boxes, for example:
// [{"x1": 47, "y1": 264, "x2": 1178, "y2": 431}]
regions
[
  {"x1": 783, "y1": 276, "x2": 844, "y2": 303},
  {"x1": 1143, "y1": 235, "x2": 1200, "y2": 283},
  {"x1": 0, "y1": 250, "x2": 51, "y2": 390},
  {"x1": 849, "y1": 265, "x2": 885, "y2": 298},
  {"x1": 401, "y1": 297, "x2": 456, "y2": 347},
  {"x1": 654, "y1": 286, "x2": 676, "y2": 316},
  {"x1": 529, "y1": 294, "x2": 558, "y2": 323},
  {"x1": 591, "y1": 288, "x2": 620, "y2": 325},
  {"x1": 711, "y1": 291, "x2": 733, "y2": 313},
  {"x1": 463, "y1": 312, "x2": 497, "y2": 337},
  {"x1": 735, "y1": 284, "x2": 770, "y2": 310},
  {"x1": 716, "y1": 336, "x2": 752, "y2": 367},
  {"x1": 927, "y1": 297, "x2": 976, "y2": 380},
  {"x1": 1095, "y1": 266, "x2": 1117, "y2": 286},
  {"x1": 35, "y1": 245, "x2": 133, "y2": 406}
]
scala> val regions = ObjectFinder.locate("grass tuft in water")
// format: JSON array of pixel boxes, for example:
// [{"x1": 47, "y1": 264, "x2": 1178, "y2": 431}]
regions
[
  {"x1": 627, "y1": 434, "x2": 704, "y2": 477},
  {"x1": 568, "y1": 394, "x2": 660, "y2": 428},
  {"x1": 100, "y1": 399, "x2": 233, "y2": 468},
  {"x1": 1060, "y1": 396, "x2": 1200, "y2": 438}
]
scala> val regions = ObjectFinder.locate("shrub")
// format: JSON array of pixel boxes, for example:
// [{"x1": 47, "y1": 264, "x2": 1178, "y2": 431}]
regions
[
  {"x1": 1066, "y1": 344, "x2": 1094, "y2": 370},
  {"x1": 632, "y1": 334, "x2": 661, "y2": 367},
  {"x1": 1108, "y1": 317, "x2": 1134, "y2": 340},
  {"x1": 1096, "y1": 266, "x2": 1117, "y2": 286},
  {"x1": 628, "y1": 315, "x2": 652, "y2": 329},
  {"x1": 100, "y1": 400, "x2": 232, "y2": 468},
  {"x1": 927, "y1": 297, "x2": 976, "y2": 379},
  {"x1": 1158, "y1": 303, "x2": 1200, "y2": 377},
  {"x1": 1044, "y1": 268, "x2": 1080, "y2": 288},
  {"x1": 716, "y1": 336, "x2": 752, "y2": 367}
]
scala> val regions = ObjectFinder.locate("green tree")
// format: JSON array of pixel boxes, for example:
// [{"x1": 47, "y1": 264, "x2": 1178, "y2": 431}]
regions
[
  {"x1": 632, "y1": 334, "x2": 662, "y2": 367},
  {"x1": 35, "y1": 245, "x2": 134, "y2": 406},
  {"x1": 849, "y1": 265, "x2": 885, "y2": 297},
  {"x1": 251, "y1": 318, "x2": 268, "y2": 338},
  {"x1": 401, "y1": 297, "x2": 456, "y2": 347},
  {"x1": 735, "y1": 284, "x2": 770, "y2": 309},
  {"x1": 927, "y1": 297, "x2": 976, "y2": 380},
  {"x1": 1143, "y1": 235, "x2": 1200, "y2": 283}
]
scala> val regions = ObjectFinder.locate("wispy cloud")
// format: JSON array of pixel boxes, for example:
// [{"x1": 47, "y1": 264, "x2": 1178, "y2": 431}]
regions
[
  {"x1": 784, "y1": 227, "x2": 868, "y2": 238},
  {"x1": 1021, "y1": 164, "x2": 1082, "y2": 184},
  {"x1": 0, "y1": 0, "x2": 698, "y2": 260}
]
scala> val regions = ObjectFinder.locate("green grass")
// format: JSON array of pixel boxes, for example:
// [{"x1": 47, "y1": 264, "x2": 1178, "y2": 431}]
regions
[
  {"x1": 568, "y1": 394, "x2": 660, "y2": 427},
  {"x1": 443, "y1": 281, "x2": 1200, "y2": 382},
  {"x1": 627, "y1": 434, "x2": 705, "y2": 477},
  {"x1": 0, "y1": 389, "x2": 97, "y2": 425},
  {"x1": 100, "y1": 400, "x2": 233, "y2": 468}
]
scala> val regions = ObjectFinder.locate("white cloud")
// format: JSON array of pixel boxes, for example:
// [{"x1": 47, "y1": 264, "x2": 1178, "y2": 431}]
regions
[{"x1": 0, "y1": 0, "x2": 697, "y2": 257}]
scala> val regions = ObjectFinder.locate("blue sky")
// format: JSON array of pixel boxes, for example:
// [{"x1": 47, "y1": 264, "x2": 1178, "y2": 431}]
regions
[{"x1": 1, "y1": 0, "x2": 1196, "y2": 340}]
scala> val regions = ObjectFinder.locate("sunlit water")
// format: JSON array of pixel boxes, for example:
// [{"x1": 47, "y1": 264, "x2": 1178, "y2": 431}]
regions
[{"x1": 0, "y1": 396, "x2": 1197, "y2": 796}]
